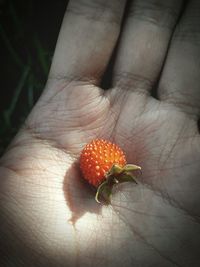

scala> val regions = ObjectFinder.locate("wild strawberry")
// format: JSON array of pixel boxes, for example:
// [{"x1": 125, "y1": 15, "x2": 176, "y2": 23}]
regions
[{"x1": 80, "y1": 139, "x2": 141, "y2": 203}]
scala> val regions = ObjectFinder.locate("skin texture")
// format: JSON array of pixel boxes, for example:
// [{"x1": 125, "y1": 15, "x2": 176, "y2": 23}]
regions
[{"x1": 1, "y1": 0, "x2": 200, "y2": 266}]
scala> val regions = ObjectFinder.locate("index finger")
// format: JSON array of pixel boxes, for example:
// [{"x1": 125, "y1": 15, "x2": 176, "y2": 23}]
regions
[{"x1": 49, "y1": 0, "x2": 127, "y2": 85}]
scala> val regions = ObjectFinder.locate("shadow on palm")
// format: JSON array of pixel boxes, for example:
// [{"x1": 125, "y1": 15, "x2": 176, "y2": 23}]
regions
[{"x1": 63, "y1": 160, "x2": 101, "y2": 224}]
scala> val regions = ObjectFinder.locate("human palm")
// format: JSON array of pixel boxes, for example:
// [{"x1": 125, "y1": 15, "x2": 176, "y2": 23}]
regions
[{"x1": 1, "y1": 1, "x2": 200, "y2": 266}]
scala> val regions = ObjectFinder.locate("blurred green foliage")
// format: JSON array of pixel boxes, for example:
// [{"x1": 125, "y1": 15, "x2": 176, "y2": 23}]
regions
[{"x1": 0, "y1": 0, "x2": 65, "y2": 156}]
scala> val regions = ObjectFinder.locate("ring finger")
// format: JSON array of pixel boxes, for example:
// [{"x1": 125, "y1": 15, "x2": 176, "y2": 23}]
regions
[{"x1": 112, "y1": 0, "x2": 183, "y2": 93}]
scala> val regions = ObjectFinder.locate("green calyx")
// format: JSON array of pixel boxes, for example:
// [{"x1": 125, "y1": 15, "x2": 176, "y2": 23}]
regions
[{"x1": 95, "y1": 164, "x2": 141, "y2": 204}]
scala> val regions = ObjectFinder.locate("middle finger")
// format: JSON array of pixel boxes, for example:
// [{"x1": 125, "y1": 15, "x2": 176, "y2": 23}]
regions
[{"x1": 112, "y1": 0, "x2": 183, "y2": 94}]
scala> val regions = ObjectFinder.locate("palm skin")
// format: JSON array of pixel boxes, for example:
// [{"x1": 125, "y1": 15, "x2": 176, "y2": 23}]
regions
[
  {"x1": 1, "y1": 0, "x2": 200, "y2": 266},
  {"x1": 1, "y1": 79, "x2": 199, "y2": 267}
]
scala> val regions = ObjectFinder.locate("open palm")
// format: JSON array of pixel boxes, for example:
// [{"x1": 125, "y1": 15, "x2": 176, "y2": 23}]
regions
[{"x1": 1, "y1": 1, "x2": 200, "y2": 267}]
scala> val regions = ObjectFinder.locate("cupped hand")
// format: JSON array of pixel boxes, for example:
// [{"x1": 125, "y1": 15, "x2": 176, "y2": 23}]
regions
[{"x1": 1, "y1": 1, "x2": 200, "y2": 266}]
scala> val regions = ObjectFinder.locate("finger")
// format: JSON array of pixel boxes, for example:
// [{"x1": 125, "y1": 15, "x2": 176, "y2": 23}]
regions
[
  {"x1": 112, "y1": 0, "x2": 183, "y2": 93},
  {"x1": 49, "y1": 0, "x2": 127, "y2": 84},
  {"x1": 158, "y1": 0, "x2": 200, "y2": 118}
]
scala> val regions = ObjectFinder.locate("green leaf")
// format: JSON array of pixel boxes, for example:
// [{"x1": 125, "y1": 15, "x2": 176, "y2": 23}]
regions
[
  {"x1": 117, "y1": 172, "x2": 138, "y2": 184},
  {"x1": 95, "y1": 181, "x2": 112, "y2": 204},
  {"x1": 106, "y1": 164, "x2": 123, "y2": 177},
  {"x1": 34, "y1": 34, "x2": 49, "y2": 75},
  {"x1": 0, "y1": 24, "x2": 24, "y2": 68},
  {"x1": 123, "y1": 164, "x2": 141, "y2": 172}
]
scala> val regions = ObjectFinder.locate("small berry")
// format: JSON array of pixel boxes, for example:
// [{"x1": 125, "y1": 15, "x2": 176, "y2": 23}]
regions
[
  {"x1": 80, "y1": 139, "x2": 141, "y2": 203},
  {"x1": 80, "y1": 139, "x2": 126, "y2": 187}
]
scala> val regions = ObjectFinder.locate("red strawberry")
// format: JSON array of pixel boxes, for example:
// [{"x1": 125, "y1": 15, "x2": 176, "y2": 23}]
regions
[{"x1": 80, "y1": 139, "x2": 141, "y2": 203}]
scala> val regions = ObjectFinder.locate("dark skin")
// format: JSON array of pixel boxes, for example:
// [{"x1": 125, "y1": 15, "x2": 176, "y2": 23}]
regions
[{"x1": 1, "y1": 0, "x2": 200, "y2": 266}]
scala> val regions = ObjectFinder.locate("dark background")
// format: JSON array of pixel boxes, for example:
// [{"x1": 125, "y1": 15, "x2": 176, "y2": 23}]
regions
[{"x1": 0, "y1": 0, "x2": 68, "y2": 155}]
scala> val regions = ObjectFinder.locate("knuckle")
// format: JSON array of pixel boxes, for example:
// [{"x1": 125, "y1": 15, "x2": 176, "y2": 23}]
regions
[
  {"x1": 67, "y1": 0, "x2": 122, "y2": 25},
  {"x1": 128, "y1": 0, "x2": 181, "y2": 29},
  {"x1": 114, "y1": 71, "x2": 153, "y2": 92}
]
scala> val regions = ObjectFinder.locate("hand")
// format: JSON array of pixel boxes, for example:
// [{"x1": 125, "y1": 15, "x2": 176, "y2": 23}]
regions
[{"x1": 1, "y1": 0, "x2": 200, "y2": 266}]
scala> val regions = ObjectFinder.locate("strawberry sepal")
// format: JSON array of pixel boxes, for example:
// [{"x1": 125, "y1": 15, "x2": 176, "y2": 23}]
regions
[
  {"x1": 116, "y1": 172, "x2": 138, "y2": 184},
  {"x1": 95, "y1": 164, "x2": 141, "y2": 204},
  {"x1": 95, "y1": 180, "x2": 112, "y2": 204}
]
